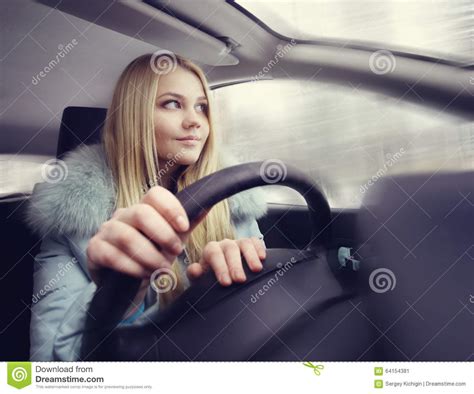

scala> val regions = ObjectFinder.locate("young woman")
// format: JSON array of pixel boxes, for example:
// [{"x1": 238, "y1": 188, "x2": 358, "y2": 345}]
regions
[{"x1": 25, "y1": 53, "x2": 268, "y2": 361}]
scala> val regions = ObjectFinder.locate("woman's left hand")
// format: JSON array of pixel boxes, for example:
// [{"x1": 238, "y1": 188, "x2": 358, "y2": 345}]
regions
[{"x1": 186, "y1": 237, "x2": 266, "y2": 286}]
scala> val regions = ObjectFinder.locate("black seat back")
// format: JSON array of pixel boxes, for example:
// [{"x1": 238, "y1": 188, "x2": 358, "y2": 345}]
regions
[
  {"x1": 56, "y1": 106, "x2": 107, "y2": 159},
  {"x1": 1, "y1": 106, "x2": 107, "y2": 360},
  {"x1": 356, "y1": 171, "x2": 474, "y2": 360}
]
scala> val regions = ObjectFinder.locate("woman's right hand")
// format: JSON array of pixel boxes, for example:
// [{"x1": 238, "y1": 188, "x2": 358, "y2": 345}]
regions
[{"x1": 86, "y1": 186, "x2": 190, "y2": 286}]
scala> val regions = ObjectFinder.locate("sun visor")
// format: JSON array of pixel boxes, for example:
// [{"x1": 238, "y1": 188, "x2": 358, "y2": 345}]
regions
[{"x1": 36, "y1": 0, "x2": 239, "y2": 66}]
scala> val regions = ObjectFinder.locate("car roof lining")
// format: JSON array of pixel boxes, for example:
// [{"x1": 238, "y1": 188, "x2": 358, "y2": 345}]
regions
[
  {"x1": 36, "y1": 0, "x2": 239, "y2": 66},
  {"x1": 2, "y1": 0, "x2": 471, "y2": 159}
]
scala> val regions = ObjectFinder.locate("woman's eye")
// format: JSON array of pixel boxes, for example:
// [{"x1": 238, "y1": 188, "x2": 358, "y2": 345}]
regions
[
  {"x1": 196, "y1": 103, "x2": 208, "y2": 113},
  {"x1": 162, "y1": 100, "x2": 181, "y2": 109}
]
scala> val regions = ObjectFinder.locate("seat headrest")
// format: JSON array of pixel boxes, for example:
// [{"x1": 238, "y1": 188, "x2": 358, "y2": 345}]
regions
[{"x1": 57, "y1": 106, "x2": 107, "y2": 159}]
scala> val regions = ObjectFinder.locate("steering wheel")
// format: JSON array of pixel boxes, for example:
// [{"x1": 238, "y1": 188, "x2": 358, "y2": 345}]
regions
[{"x1": 80, "y1": 161, "x2": 342, "y2": 361}]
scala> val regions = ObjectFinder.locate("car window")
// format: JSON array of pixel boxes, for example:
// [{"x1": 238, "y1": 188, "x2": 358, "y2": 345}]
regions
[
  {"x1": 0, "y1": 155, "x2": 53, "y2": 198},
  {"x1": 212, "y1": 80, "x2": 474, "y2": 208},
  {"x1": 236, "y1": 0, "x2": 472, "y2": 64}
]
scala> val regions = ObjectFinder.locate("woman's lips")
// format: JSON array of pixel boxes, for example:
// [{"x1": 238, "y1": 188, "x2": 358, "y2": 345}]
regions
[{"x1": 176, "y1": 138, "x2": 200, "y2": 146}]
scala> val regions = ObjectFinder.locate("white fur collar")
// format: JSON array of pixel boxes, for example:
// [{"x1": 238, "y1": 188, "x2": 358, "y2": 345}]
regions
[{"x1": 24, "y1": 143, "x2": 267, "y2": 239}]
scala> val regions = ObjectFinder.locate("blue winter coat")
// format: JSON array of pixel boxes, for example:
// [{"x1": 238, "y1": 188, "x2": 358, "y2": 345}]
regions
[{"x1": 24, "y1": 143, "x2": 268, "y2": 361}]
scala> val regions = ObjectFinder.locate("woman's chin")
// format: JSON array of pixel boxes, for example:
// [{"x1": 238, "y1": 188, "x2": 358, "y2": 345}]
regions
[{"x1": 175, "y1": 151, "x2": 201, "y2": 166}]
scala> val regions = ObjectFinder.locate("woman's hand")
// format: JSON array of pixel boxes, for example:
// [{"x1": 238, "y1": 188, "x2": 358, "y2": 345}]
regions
[
  {"x1": 86, "y1": 186, "x2": 190, "y2": 287},
  {"x1": 186, "y1": 237, "x2": 266, "y2": 286}
]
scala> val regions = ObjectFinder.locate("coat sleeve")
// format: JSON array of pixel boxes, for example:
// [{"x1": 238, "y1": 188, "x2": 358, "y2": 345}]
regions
[
  {"x1": 30, "y1": 233, "x2": 148, "y2": 361},
  {"x1": 31, "y1": 218, "x2": 266, "y2": 361},
  {"x1": 233, "y1": 218, "x2": 266, "y2": 248},
  {"x1": 29, "y1": 232, "x2": 95, "y2": 361}
]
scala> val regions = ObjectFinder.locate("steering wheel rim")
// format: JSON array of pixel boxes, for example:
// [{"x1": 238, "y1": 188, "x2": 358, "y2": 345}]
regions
[{"x1": 80, "y1": 161, "x2": 331, "y2": 361}]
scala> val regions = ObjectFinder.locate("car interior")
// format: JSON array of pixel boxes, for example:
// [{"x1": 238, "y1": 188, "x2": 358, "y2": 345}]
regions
[{"x1": 1, "y1": 0, "x2": 473, "y2": 361}]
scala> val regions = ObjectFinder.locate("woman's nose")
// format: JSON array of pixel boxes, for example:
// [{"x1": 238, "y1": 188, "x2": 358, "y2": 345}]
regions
[{"x1": 182, "y1": 109, "x2": 201, "y2": 129}]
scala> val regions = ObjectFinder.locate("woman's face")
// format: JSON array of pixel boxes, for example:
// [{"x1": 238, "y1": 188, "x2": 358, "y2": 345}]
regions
[{"x1": 154, "y1": 66, "x2": 210, "y2": 167}]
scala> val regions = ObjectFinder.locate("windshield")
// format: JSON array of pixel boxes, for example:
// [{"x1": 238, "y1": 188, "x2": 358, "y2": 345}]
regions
[{"x1": 236, "y1": 0, "x2": 473, "y2": 64}]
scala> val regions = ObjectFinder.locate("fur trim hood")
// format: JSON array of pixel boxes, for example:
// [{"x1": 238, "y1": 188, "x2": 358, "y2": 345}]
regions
[{"x1": 24, "y1": 143, "x2": 268, "y2": 239}]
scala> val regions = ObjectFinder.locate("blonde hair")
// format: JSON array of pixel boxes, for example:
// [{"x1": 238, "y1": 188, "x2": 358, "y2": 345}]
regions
[{"x1": 102, "y1": 53, "x2": 235, "y2": 307}]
